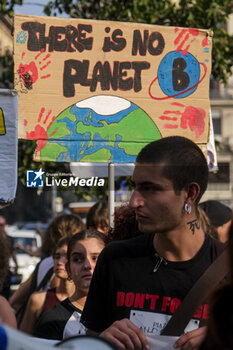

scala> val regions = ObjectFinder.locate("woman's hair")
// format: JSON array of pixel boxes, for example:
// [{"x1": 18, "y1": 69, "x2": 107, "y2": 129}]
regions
[
  {"x1": 106, "y1": 205, "x2": 142, "y2": 244},
  {"x1": 41, "y1": 213, "x2": 85, "y2": 257},
  {"x1": 198, "y1": 206, "x2": 218, "y2": 239},
  {"x1": 0, "y1": 232, "x2": 10, "y2": 291},
  {"x1": 86, "y1": 201, "x2": 109, "y2": 233},
  {"x1": 52, "y1": 236, "x2": 72, "y2": 257},
  {"x1": 66, "y1": 229, "x2": 106, "y2": 264}
]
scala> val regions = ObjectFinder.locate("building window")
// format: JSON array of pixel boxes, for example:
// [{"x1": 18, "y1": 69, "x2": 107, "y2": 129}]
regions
[
  {"x1": 208, "y1": 162, "x2": 230, "y2": 191},
  {"x1": 210, "y1": 76, "x2": 220, "y2": 99},
  {"x1": 211, "y1": 110, "x2": 221, "y2": 136}
]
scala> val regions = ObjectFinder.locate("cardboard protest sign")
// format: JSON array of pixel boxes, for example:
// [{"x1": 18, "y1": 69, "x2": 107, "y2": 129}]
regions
[
  {"x1": 0, "y1": 89, "x2": 18, "y2": 208},
  {"x1": 14, "y1": 15, "x2": 212, "y2": 163}
]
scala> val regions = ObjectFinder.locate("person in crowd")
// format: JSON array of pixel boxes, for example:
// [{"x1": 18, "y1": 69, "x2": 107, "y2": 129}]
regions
[
  {"x1": 199, "y1": 220, "x2": 233, "y2": 350},
  {"x1": 0, "y1": 215, "x2": 18, "y2": 300},
  {"x1": 199, "y1": 200, "x2": 232, "y2": 243},
  {"x1": 106, "y1": 204, "x2": 142, "y2": 244},
  {"x1": 34, "y1": 229, "x2": 105, "y2": 340},
  {"x1": 10, "y1": 213, "x2": 85, "y2": 323},
  {"x1": 20, "y1": 236, "x2": 75, "y2": 335},
  {"x1": 0, "y1": 228, "x2": 17, "y2": 328},
  {"x1": 40, "y1": 212, "x2": 85, "y2": 260},
  {"x1": 197, "y1": 206, "x2": 218, "y2": 239},
  {"x1": 86, "y1": 200, "x2": 109, "y2": 235},
  {"x1": 81, "y1": 136, "x2": 225, "y2": 350},
  {"x1": 35, "y1": 213, "x2": 85, "y2": 288}
]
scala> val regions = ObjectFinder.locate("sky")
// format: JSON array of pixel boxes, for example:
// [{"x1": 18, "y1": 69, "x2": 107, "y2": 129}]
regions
[{"x1": 14, "y1": 0, "x2": 69, "y2": 17}]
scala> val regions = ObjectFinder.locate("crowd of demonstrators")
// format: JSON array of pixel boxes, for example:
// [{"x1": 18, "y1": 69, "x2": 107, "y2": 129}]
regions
[
  {"x1": 35, "y1": 213, "x2": 85, "y2": 287},
  {"x1": 81, "y1": 136, "x2": 226, "y2": 350},
  {"x1": 199, "y1": 200, "x2": 233, "y2": 243},
  {"x1": 1, "y1": 136, "x2": 232, "y2": 350},
  {"x1": 0, "y1": 228, "x2": 17, "y2": 328},
  {"x1": 0, "y1": 215, "x2": 18, "y2": 300},
  {"x1": 10, "y1": 213, "x2": 85, "y2": 327},
  {"x1": 86, "y1": 200, "x2": 109, "y2": 235},
  {"x1": 34, "y1": 229, "x2": 105, "y2": 340},
  {"x1": 20, "y1": 236, "x2": 75, "y2": 335},
  {"x1": 200, "y1": 220, "x2": 233, "y2": 350}
]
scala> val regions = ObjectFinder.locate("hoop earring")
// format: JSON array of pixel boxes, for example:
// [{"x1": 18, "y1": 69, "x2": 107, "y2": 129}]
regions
[{"x1": 184, "y1": 203, "x2": 192, "y2": 214}]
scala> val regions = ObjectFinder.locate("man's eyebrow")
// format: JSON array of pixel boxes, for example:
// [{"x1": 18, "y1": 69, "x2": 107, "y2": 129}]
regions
[
  {"x1": 134, "y1": 181, "x2": 164, "y2": 190},
  {"x1": 138, "y1": 181, "x2": 158, "y2": 187},
  {"x1": 130, "y1": 180, "x2": 157, "y2": 187}
]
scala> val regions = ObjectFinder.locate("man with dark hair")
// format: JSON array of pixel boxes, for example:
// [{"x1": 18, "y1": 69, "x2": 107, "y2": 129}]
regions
[{"x1": 81, "y1": 136, "x2": 224, "y2": 350}]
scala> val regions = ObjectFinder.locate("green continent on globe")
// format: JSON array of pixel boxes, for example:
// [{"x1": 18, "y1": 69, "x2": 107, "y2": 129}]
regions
[
  {"x1": 76, "y1": 108, "x2": 161, "y2": 156},
  {"x1": 80, "y1": 148, "x2": 112, "y2": 162},
  {"x1": 40, "y1": 100, "x2": 162, "y2": 162},
  {"x1": 40, "y1": 142, "x2": 68, "y2": 160},
  {"x1": 46, "y1": 106, "x2": 76, "y2": 139}
]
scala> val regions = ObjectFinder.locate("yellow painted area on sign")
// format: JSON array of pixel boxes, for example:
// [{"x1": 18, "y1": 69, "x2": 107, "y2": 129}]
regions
[{"x1": 0, "y1": 108, "x2": 6, "y2": 135}]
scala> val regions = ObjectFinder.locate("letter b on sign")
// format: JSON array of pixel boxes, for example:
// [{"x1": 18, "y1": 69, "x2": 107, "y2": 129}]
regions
[{"x1": 157, "y1": 51, "x2": 200, "y2": 98}]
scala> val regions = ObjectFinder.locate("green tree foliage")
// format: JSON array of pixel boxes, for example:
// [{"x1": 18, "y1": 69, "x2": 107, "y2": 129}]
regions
[
  {"x1": 0, "y1": 49, "x2": 13, "y2": 88},
  {"x1": 0, "y1": 0, "x2": 22, "y2": 17},
  {"x1": 42, "y1": 0, "x2": 233, "y2": 84},
  {"x1": 2, "y1": 0, "x2": 233, "y2": 84}
]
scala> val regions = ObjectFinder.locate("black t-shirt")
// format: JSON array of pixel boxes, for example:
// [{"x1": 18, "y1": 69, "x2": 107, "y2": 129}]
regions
[
  {"x1": 34, "y1": 298, "x2": 85, "y2": 340},
  {"x1": 81, "y1": 233, "x2": 224, "y2": 336}
]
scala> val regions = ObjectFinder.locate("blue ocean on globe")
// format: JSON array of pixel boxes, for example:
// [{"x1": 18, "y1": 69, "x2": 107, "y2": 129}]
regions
[{"x1": 41, "y1": 96, "x2": 161, "y2": 162}]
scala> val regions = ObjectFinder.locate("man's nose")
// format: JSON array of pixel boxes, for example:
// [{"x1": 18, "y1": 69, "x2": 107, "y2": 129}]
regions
[{"x1": 129, "y1": 190, "x2": 144, "y2": 208}]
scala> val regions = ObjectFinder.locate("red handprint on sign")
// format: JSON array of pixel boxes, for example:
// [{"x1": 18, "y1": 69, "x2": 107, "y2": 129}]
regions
[
  {"x1": 24, "y1": 108, "x2": 57, "y2": 151},
  {"x1": 18, "y1": 51, "x2": 51, "y2": 90},
  {"x1": 174, "y1": 28, "x2": 198, "y2": 55},
  {"x1": 159, "y1": 102, "x2": 206, "y2": 139},
  {"x1": 174, "y1": 28, "x2": 208, "y2": 56}
]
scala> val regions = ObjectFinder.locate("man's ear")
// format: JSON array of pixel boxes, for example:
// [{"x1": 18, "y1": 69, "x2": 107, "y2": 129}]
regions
[{"x1": 185, "y1": 182, "x2": 200, "y2": 206}]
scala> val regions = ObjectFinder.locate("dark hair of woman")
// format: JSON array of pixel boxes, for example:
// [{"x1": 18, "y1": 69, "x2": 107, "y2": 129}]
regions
[
  {"x1": 198, "y1": 206, "x2": 218, "y2": 239},
  {"x1": 86, "y1": 200, "x2": 109, "y2": 234},
  {"x1": 52, "y1": 236, "x2": 72, "y2": 258},
  {"x1": 106, "y1": 205, "x2": 142, "y2": 244},
  {"x1": 41, "y1": 213, "x2": 85, "y2": 258}
]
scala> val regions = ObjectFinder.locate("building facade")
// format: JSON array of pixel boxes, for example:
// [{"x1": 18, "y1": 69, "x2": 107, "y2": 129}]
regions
[
  {"x1": 0, "y1": 15, "x2": 12, "y2": 55},
  {"x1": 202, "y1": 14, "x2": 233, "y2": 207}
]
